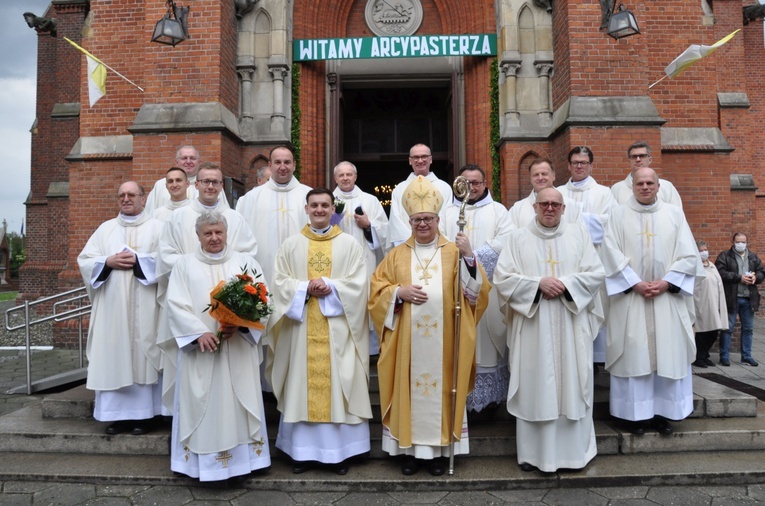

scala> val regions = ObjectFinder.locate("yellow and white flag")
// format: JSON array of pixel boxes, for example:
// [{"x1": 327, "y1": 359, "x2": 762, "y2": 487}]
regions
[
  {"x1": 64, "y1": 37, "x2": 107, "y2": 107},
  {"x1": 664, "y1": 29, "x2": 740, "y2": 78}
]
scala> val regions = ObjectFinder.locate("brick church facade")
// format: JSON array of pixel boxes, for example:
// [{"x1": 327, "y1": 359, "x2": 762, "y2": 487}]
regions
[{"x1": 21, "y1": 0, "x2": 764, "y2": 343}]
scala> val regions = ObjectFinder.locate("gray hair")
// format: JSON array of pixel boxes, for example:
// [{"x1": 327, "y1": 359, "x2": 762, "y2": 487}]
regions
[
  {"x1": 195, "y1": 210, "x2": 228, "y2": 235},
  {"x1": 176, "y1": 145, "x2": 200, "y2": 160},
  {"x1": 333, "y1": 161, "x2": 357, "y2": 176}
]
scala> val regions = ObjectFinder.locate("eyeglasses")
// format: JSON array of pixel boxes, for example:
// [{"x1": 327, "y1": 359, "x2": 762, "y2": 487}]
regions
[
  {"x1": 177, "y1": 156, "x2": 198, "y2": 161},
  {"x1": 409, "y1": 155, "x2": 431, "y2": 161},
  {"x1": 117, "y1": 192, "x2": 142, "y2": 199},
  {"x1": 467, "y1": 180, "x2": 485, "y2": 187},
  {"x1": 628, "y1": 153, "x2": 650, "y2": 160},
  {"x1": 535, "y1": 201, "x2": 563, "y2": 210},
  {"x1": 198, "y1": 179, "x2": 223, "y2": 187},
  {"x1": 410, "y1": 216, "x2": 436, "y2": 225},
  {"x1": 570, "y1": 161, "x2": 590, "y2": 167}
]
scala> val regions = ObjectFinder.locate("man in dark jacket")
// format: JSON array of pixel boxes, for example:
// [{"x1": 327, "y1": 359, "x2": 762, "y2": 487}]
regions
[{"x1": 715, "y1": 232, "x2": 765, "y2": 366}]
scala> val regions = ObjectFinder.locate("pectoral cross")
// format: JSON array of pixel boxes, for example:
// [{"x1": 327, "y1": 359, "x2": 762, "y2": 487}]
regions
[
  {"x1": 415, "y1": 264, "x2": 438, "y2": 285},
  {"x1": 639, "y1": 221, "x2": 656, "y2": 247},
  {"x1": 544, "y1": 246, "x2": 561, "y2": 277},
  {"x1": 215, "y1": 450, "x2": 233, "y2": 468}
]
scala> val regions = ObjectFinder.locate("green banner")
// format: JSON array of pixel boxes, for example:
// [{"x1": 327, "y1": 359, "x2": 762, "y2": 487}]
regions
[{"x1": 293, "y1": 34, "x2": 497, "y2": 62}]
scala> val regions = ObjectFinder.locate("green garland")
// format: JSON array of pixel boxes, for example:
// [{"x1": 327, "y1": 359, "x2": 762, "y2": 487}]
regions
[
  {"x1": 291, "y1": 62, "x2": 302, "y2": 180},
  {"x1": 489, "y1": 58, "x2": 501, "y2": 200}
]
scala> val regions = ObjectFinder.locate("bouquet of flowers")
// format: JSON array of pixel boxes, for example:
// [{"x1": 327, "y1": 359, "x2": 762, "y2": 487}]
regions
[{"x1": 204, "y1": 266, "x2": 273, "y2": 351}]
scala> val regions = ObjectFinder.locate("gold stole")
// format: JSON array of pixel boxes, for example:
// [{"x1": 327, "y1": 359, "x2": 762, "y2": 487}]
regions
[{"x1": 302, "y1": 225, "x2": 343, "y2": 422}]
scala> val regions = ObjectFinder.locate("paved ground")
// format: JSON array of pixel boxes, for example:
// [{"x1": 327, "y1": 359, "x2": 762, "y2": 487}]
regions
[{"x1": 4, "y1": 298, "x2": 765, "y2": 503}]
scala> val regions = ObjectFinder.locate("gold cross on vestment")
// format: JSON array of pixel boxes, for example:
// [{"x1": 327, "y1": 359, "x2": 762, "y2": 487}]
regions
[
  {"x1": 639, "y1": 221, "x2": 656, "y2": 247},
  {"x1": 415, "y1": 373, "x2": 438, "y2": 396},
  {"x1": 416, "y1": 314, "x2": 439, "y2": 337},
  {"x1": 251, "y1": 438, "x2": 265, "y2": 456},
  {"x1": 415, "y1": 263, "x2": 438, "y2": 284},
  {"x1": 544, "y1": 246, "x2": 561, "y2": 277},
  {"x1": 309, "y1": 251, "x2": 331, "y2": 273},
  {"x1": 215, "y1": 450, "x2": 233, "y2": 468}
]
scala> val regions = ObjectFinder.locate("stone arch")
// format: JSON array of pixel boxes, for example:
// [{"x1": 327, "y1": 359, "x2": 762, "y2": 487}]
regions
[{"x1": 244, "y1": 154, "x2": 269, "y2": 190}]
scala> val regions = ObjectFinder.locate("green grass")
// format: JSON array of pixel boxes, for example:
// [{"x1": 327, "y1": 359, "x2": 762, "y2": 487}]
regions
[{"x1": 0, "y1": 291, "x2": 18, "y2": 301}]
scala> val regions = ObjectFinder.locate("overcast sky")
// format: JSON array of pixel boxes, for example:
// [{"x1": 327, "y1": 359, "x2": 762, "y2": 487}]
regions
[{"x1": 1, "y1": 0, "x2": 53, "y2": 236}]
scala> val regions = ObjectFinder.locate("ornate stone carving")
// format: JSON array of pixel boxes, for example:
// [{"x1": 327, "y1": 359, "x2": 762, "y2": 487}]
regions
[
  {"x1": 234, "y1": 0, "x2": 259, "y2": 19},
  {"x1": 534, "y1": 62, "x2": 553, "y2": 77},
  {"x1": 365, "y1": 0, "x2": 423, "y2": 36},
  {"x1": 500, "y1": 62, "x2": 522, "y2": 78}
]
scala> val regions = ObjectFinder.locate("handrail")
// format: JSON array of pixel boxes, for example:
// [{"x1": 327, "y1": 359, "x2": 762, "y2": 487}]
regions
[{"x1": 4, "y1": 287, "x2": 91, "y2": 395}]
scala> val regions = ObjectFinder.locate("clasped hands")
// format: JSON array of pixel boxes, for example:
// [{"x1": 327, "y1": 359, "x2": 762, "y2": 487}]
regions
[
  {"x1": 105, "y1": 251, "x2": 136, "y2": 270},
  {"x1": 307, "y1": 278, "x2": 332, "y2": 298},
  {"x1": 633, "y1": 280, "x2": 670, "y2": 299},
  {"x1": 539, "y1": 276, "x2": 566, "y2": 300}
]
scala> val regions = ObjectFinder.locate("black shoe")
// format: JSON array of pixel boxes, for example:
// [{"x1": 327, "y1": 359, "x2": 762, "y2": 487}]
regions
[
  {"x1": 742, "y1": 357, "x2": 759, "y2": 367},
  {"x1": 652, "y1": 417, "x2": 673, "y2": 435},
  {"x1": 703, "y1": 358, "x2": 715, "y2": 367},
  {"x1": 720, "y1": 358, "x2": 730, "y2": 367},
  {"x1": 427, "y1": 457, "x2": 447, "y2": 476},
  {"x1": 692, "y1": 360, "x2": 708, "y2": 368},
  {"x1": 131, "y1": 419, "x2": 154, "y2": 435},
  {"x1": 333, "y1": 461, "x2": 349, "y2": 475},
  {"x1": 401, "y1": 456, "x2": 419, "y2": 476},
  {"x1": 519, "y1": 462, "x2": 537, "y2": 472},
  {"x1": 626, "y1": 420, "x2": 646, "y2": 435},
  {"x1": 292, "y1": 460, "x2": 312, "y2": 474},
  {"x1": 105, "y1": 420, "x2": 132, "y2": 435}
]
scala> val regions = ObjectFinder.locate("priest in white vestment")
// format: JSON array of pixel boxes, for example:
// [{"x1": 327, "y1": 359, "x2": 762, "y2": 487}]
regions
[
  {"x1": 369, "y1": 176, "x2": 490, "y2": 477},
  {"x1": 236, "y1": 146, "x2": 312, "y2": 287},
  {"x1": 508, "y1": 158, "x2": 582, "y2": 229},
  {"x1": 163, "y1": 211, "x2": 271, "y2": 481},
  {"x1": 151, "y1": 167, "x2": 191, "y2": 222},
  {"x1": 332, "y1": 161, "x2": 389, "y2": 355},
  {"x1": 145, "y1": 146, "x2": 228, "y2": 214},
  {"x1": 557, "y1": 147, "x2": 617, "y2": 363},
  {"x1": 387, "y1": 143, "x2": 453, "y2": 249},
  {"x1": 494, "y1": 188, "x2": 605, "y2": 473},
  {"x1": 157, "y1": 164, "x2": 257, "y2": 410},
  {"x1": 602, "y1": 168, "x2": 703, "y2": 436},
  {"x1": 443, "y1": 164, "x2": 513, "y2": 414},
  {"x1": 78, "y1": 181, "x2": 165, "y2": 436},
  {"x1": 610, "y1": 142, "x2": 682, "y2": 208},
  {"x1": 267, "y1": 188, "x2": 372, "y2": 475}
]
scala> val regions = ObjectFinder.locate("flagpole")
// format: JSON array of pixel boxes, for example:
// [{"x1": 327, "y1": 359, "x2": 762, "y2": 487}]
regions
[
  {"x1": 648, "y1": 74, "x2": 669, "y2": 90},
  {"x1": 95, "y1": 60, "x2": 144, "y2": 93},
  {"x1": 63, "y1": 37, "x2": 144, "y2": 93}
]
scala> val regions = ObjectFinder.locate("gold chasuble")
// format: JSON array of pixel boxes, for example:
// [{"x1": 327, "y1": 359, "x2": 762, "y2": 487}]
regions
[
  {"x1": 304, "y1": 226, "x2": 341, "y2": 422},
  {"x1": 369, "y1": 235, "x2": 490, "y2": 448}
]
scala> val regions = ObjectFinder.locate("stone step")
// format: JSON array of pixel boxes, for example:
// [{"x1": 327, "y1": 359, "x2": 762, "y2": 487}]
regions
[
  {"x1": 1, "y1": 449, "x2": 765, "y2": 491},
  {"x1": 7, "y1": 400, "x2": 765, "y2": 458}
]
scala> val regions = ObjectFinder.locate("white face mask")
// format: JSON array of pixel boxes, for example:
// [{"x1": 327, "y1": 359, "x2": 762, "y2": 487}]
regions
[
  {"x1": 699, "y1": 250, "x2": 709, "y2": 261},
  {"x1": 735, "y1": 242, "x2": 747, "y2": 253}
]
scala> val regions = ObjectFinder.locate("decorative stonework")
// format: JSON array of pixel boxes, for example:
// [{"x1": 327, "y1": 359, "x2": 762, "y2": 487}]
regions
[{"x1": 365, "y1": 0, "x2": 423, "y2": 36}]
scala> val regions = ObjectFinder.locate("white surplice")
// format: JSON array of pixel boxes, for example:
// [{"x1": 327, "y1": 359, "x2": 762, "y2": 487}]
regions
[
  {"x1": 494, "y1": 218, "x2": 604, "y2": 472},
  {"x1": 77, "y1": 212, "x2": 164, "y2": 421},
  {"x1": 164, "y1": 247, "x2": 270, "y2": 481},
  {"x1": 387, "y1": 172, "x2": 453, "y2": 249},
  {"x1": 333, "y1": 185, "x2": 389, "y2": 355},
  {"x1": 151, "y1": 199, "x2": 190, "y2": 223},
  {"x1": 443, "y1": 191, "x2": 514, "y2": 412},
  {"x1": 602, "y1": 197, "x2": 704, "y2": 421},
  {"x1": 559, "y1": 176, "x2": 617, "y2": 362},
  {"x1": 235, "y1": 177, "x2": 312, "y2": 287}
]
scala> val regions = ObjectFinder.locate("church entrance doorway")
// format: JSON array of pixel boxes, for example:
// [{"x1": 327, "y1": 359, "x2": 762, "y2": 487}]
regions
[{"x1": 338, "y1": 82, "x2": 454, "y2": 212}]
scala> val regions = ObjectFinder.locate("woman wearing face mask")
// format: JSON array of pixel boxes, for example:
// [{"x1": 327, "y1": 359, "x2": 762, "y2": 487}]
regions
[{"x1": 692, "y1": 241, "x2": 727, "y2": 368}]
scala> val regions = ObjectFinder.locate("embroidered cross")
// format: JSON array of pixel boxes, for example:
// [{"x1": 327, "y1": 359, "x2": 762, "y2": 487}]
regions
[
  {"x1": 639, "y1": 221, "x2": 656, "y2": 247},
  {"x1": 215, "y1": 450, "x2": 233, "y2": 468},
  {"x1": 544, "y1": 245, "x2": 561, "y2": 277},
  {"x1": 416, "y1": 315, "x2": 438, "y2": 337},
  {"x1": 309, "y1": 252, "x2": 331, "y2": 273},
  {"x1": 415, "y1": 263, "x2": 438, "y2": 284},
  {"x1": 415, "y1": 373, "x2": 438, "y2": 396},
  {"x1": 183, "y1": 445, "x2": 190, "y2": 462},
  {"x1": 251, "y1": 438, "x2": 265, "y2": 456}
]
